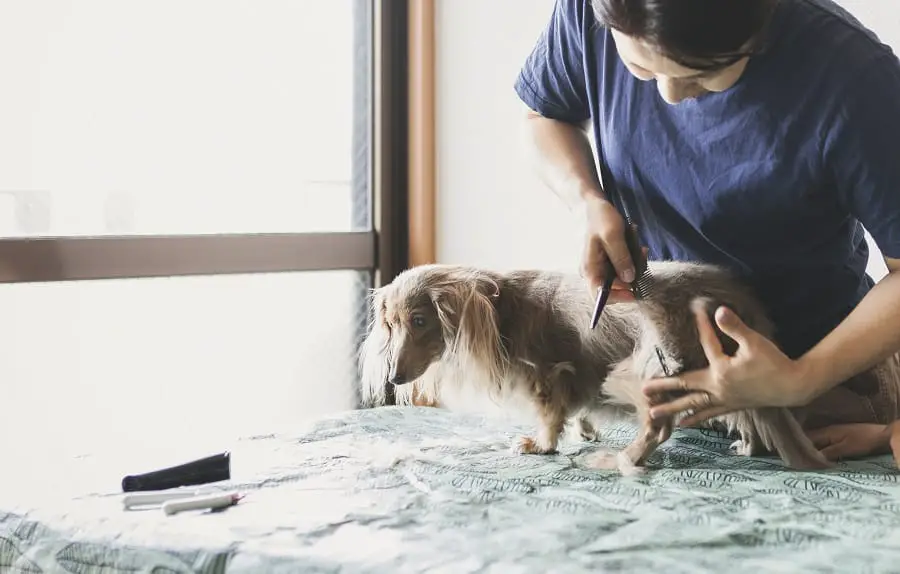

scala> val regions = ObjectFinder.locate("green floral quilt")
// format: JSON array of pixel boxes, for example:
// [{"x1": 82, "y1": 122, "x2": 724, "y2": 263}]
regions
[{"x1": 3, "y1": 406, "x2": 900, "y2": 573}]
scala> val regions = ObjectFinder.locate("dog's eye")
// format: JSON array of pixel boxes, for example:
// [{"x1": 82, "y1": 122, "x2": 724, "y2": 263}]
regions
[{"x1": 411, "y1": 314, "x2": 427, "y2": 328}]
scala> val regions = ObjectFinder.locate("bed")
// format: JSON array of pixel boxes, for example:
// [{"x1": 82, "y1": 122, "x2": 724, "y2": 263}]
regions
[{"x1": 3, "y1": 406, "x2": 900, "y2": 573}]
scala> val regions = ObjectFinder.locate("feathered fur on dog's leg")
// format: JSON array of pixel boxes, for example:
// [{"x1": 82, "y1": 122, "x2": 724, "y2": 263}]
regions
[
  {"x1": 514, "y1": 404, "x2": 568, "y2": 455},
  {"x1": 723, "y1": 412, "x2": 766, "y2": 457},
  {"x1": 513, "y1": 363, "x2": 576, "y2": 455},
  {"x1": 744, "y1": 408, "x2": 833, "y2": 469}
]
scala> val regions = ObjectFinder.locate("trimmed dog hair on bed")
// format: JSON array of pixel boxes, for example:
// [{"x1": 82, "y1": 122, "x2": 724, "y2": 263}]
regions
[{"x1": 357, "y1": 262, "x2": 831, "y2": 474}]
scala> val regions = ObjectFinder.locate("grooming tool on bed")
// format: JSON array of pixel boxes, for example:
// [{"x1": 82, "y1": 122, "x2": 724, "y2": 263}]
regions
[
  {"x1": 162, "y1": 491, "x2": 244, "y2": 516},
  {"x1": 122, "y1": 489, "x2": 210, "y2": 509},
  {"x1": 121, "y1": 451, "x2": 231, "y2": 492},
  {"x1": 122, "y1": 489, "x2": 244, "y2": 515}
]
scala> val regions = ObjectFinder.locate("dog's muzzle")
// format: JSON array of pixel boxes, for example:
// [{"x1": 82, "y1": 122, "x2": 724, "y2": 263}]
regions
[
  {"x1": 388, "y1": 364, "x2": 409, "y2": 386},
  {"x1": 388, "y1": 374, "x2": 409, "y2": 386}
]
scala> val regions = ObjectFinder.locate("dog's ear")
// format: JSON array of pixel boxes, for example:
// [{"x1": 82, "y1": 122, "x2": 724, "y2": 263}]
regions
[
  {"x1": 431, "y1": 276, "x2": 506, "y2": 382},
  {"x1": 358, "y1": 287, "x2": 392, "y2": 407}
]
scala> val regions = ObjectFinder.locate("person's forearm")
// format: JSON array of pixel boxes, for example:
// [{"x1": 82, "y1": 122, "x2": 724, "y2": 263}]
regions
[
  {"x1": 521, "y1": 107, "x2": 604, "y2": 209},
  {"x1": 797, "y1": 264, "x2": 900, "y2": 403}
]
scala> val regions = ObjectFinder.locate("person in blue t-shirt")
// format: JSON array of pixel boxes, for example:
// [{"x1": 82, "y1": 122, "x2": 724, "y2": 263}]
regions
[{"x1": 516, "y1": 0, "x2": 900, "y2": 461}]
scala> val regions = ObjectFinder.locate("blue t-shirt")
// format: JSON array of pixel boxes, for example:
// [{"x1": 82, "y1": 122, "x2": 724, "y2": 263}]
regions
[{"x1": 515, "y1": 0, "x2": 900, "y2": 359}]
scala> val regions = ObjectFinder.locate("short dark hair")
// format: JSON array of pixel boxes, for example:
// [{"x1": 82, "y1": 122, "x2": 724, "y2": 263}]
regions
[{"x1": 592, "y1": 0, "x2": 779, "y2": 71}]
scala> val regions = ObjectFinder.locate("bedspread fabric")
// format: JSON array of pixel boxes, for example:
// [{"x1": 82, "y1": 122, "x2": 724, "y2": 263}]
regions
[{"x1": 3, "y1": 406, "x2": 900, "y2": 573}]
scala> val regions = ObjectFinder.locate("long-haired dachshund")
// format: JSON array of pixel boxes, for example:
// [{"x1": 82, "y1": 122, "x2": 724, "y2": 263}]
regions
[{"x1": 358, "y1": 262, "x2": 831, "y2": 473}]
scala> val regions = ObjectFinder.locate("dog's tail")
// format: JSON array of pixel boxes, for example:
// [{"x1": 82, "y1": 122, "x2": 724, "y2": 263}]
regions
[{"x1": 747, "y1": 408, "x2": 832, "y2": 470}]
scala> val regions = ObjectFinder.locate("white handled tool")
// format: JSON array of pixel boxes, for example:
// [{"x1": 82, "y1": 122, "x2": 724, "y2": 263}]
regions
[
  {"x1": 162, "y1": 491, "x2": 243, "y2": 516},
  {"x1": 123, "y1": 490, "x2": 206, "y2": 509}
]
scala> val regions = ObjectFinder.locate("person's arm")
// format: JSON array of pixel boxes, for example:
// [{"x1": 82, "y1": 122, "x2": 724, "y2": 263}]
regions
[
  {"x1": 514, "y1": 0, "x2": 596, "y2": 208},
  {"x1": 797, "y1": 257, "x2": 900, "y2": 402},
  {"x1": 521, "y1": 108, "x2": 600, "y2": 211},
  {"x1": 515, "y1": 0, "x2": 636, "y2": 288},
  {"x1": 521, "y1": 109, "x2": 637, "y2": 287},
  {"x1": 642, "y1": 53, "x2": 900, "y2": 424},
  {"x1": 788, "y1": 54, "x2": 900, "y2": 403}
]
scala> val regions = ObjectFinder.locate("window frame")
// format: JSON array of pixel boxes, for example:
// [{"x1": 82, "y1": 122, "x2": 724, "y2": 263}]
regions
[
  {"x1": 0, "y1": 0, "x2": 438, "y2": 410},
  {"x1": 0, "y1": 0, "x2": 416, "y2": 288}
]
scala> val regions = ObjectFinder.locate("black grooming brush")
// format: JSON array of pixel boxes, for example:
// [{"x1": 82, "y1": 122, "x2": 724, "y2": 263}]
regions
[{"x1": 588, "y1": 154, "x2": 671, "y2": 377}]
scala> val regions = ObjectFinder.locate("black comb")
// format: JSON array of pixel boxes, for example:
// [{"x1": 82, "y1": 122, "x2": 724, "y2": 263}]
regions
[{"x1": 589, "y1": 221, "x2": 643, "y2": 328}]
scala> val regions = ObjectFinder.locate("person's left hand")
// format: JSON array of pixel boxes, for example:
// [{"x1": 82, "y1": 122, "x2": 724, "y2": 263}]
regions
[{"x1": 641, "y1": 300, "x2": 813, "y2": 427}]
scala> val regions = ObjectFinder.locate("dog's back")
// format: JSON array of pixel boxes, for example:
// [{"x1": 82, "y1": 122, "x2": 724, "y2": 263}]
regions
[
  {"x1": 433, "y1": 267, "x2": 641, "y2": 413},
  {"x1": 491, "y1": 269, "x2": 639, "y2": 379}
]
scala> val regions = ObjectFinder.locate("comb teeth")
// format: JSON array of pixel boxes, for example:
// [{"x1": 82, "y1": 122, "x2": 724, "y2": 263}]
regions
[
  {"x1": 621, "y1": 214, "x2": 652, "y2": 301},
  {"x1": 655, "y1": 346, "x2": 672, "y2": 377},
  {"x1": 631, "y1": 267, "x2": 654, "y2": 301}
]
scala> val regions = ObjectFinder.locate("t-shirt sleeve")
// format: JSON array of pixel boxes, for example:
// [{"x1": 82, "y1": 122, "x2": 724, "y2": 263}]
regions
[
  {"x1": 514, "y1": 0, "x2": 592, "y2": 124},
  {"x1": 825, "y1": 52, "x2": 900, "y2": 260}
]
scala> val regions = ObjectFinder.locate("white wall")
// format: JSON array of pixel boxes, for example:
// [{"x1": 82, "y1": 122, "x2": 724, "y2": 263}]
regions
[
  {"x1": 435, "y1": 0, "x2": 899, "y2": 281},
  {"x1": 436, "y1": 0, "x2": 580, "y2": 272}
]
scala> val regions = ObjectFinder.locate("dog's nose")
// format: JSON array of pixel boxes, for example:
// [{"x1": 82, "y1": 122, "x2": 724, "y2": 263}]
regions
[{"x1": 389, "y1": 374, "x2": 407, "y2": 385}]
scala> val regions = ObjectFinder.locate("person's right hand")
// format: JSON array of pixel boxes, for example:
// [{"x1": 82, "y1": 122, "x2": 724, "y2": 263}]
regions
[
  {"x1": 888, "y1": 420, "x2": 900, "y2": 468},
  {"x1": 580, "y1": 193, "x2": 637, "y2": 304},
  {"x1": 806, "y1": 423, "x2": 893, "y2": 461}
]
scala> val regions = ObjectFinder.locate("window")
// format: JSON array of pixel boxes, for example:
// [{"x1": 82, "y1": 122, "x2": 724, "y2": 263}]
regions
[{"x1": 0, "y1": 0, "x2": 410, "y2": 452}]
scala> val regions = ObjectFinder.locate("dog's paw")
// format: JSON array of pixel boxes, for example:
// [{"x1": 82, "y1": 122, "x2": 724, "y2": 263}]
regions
[
  {"x1": 730, "y1": 439, "x2": 755, "y2": 457},
  {"x1": 511, "y1": 436, "x2": 556, "y2": 455},
  {"x1": 579, "y1": 427, "x2": 602, "y2": 442},
  {"x1": 575, "y1": 419, "x2": 601, "y2": 442},
  {"x1": 584, "y1": 450, "x2": 646, "y2": 476},
  {"x1": 580, "y1": 430, "x2": 601, "y2": 442},
  {"x1": 615, "y1": 452, "x2": 646, "y2": 477},
  {"x1": 583, "y1": 450, "x2": 620, "y2": 470}
]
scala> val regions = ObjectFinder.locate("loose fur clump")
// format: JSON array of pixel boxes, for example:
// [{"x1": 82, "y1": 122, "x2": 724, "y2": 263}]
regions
[{"x1": 357, "y1": 261, "x2": 831, "y2": 472}]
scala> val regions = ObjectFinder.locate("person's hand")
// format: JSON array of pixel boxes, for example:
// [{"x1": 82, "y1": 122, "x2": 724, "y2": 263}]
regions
[
  {"x1": 890, "y1": 421, "x2": 900, "y2": 468},
  {"x1": 806, "y1": 423, "x2": 892, "y2": 461},
  {"x1": 641, "y1": 300, "x2": 813, "y2": 427},
  {"x1": 581, "y1": 193, "x2": 637, "y2": 304}
]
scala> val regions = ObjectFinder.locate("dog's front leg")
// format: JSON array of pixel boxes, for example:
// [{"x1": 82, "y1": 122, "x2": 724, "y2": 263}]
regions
[
  {"x1": 616, "y1": 414, "x2": 673, "y2": 475},
  {"x1": 513, "y1": 389, "x2": 568, "y2": 455},
  {"x1": 609, "y1": 385, "x2": 678, "y2": 474}
]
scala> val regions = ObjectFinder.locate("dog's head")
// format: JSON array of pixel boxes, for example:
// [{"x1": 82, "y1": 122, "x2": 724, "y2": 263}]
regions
[{"x1": 357, "y1": 264, "x2": 504, "y2": 406}]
